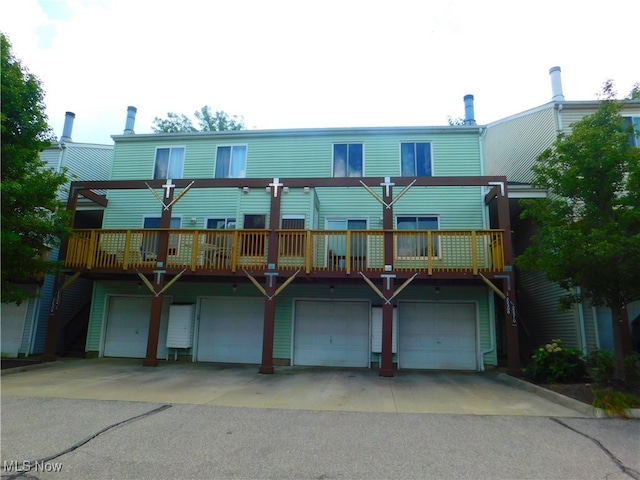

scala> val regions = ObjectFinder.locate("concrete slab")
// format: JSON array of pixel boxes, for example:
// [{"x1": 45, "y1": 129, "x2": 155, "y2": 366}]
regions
[{"x1": 0, "y1": 358, "x2": 588, "y2": 417}]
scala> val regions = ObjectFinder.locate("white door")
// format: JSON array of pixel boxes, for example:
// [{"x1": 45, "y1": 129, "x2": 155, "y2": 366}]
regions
[
  {"x1": 104, "y1": 296, "x2": 169, "y2": 359},
  {"x1": 1, "y1": 300, "x2": 29, "y2": 358},
  {"x1": 294, "y1": 300, "x2": 369, "y2": 367},
  {"x1": 399, "y1": 302, "x2": 477, "y2": 370},
  {"x1": 197, "y1": 297, "x2": 263, "y2": 364}
]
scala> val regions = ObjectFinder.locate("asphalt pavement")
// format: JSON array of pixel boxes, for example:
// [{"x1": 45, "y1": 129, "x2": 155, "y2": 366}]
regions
[{"x1": 1, "y1": 359, "x2": 639, "y2": 479}]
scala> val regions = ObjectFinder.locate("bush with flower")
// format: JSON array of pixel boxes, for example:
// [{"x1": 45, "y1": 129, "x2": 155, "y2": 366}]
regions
[{"x1": 524, "y1": 339, "x2": 587, "y2": 383}]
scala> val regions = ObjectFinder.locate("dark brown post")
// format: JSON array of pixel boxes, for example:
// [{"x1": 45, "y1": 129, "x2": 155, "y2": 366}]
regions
[
  {"x1": 496, "y1": 180, "x2": 520, "y2": 374},
  {"x1": 380, "y1": 178, "x2": 395, "y2": 377},
  {"x1": 260, "y1": 179, "x2": 283, "y2": 374},
  {"x1": 143, "y1": 184, "x2": 174, "y2": 367}
]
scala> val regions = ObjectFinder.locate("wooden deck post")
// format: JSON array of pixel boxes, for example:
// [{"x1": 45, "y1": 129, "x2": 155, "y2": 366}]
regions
[
  {"x1": 259, "y1": 178, "x2": 283, "y2": 374},
  {"x1": 143, "y1": 185, "x2": 173, "y2": 367},
  {"x1": 496, "y1": 181, "x2": 521, "y2": 374},
  {"x1": 380, "y1": 178, "x2": 395, "y2": 377}
]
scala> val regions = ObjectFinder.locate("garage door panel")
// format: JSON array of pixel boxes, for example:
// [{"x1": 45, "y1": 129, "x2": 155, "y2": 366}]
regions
[
  {"x1": 399, "y1": 302, "x2": 477, "y2": 370},
  {"x1": 197, "y1": 297, "x2": 263, "y2": 364},
  {"x1": 104, "y1": 297, "x2": 169, "y2": 359},
  {"x1": 294, "y1": 300, "x2": 369, "y2": 367}
]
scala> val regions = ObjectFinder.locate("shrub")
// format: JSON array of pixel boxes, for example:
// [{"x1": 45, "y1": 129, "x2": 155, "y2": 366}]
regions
[
  {"x1": 586, "y1": 349, "x2": 615, "y2": 382},
  {"x1": 524, "y1": 339, "x2": 587, "y2": 383},
  {"x1": 592, "y1": 389, "x2": 640, "y2": 418},
  {"x1": 624, "y1": 353, "x2": 640, "y2": 381}
]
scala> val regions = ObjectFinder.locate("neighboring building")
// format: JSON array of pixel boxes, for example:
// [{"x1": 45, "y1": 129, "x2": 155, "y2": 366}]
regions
[
  {"x1": 1, "y1": 112, "x2": 113, "y2": 358},
  {"x1": 484, "y1": 67, "x2": 640, "y2": 354},
  {"x1": 50, "y1": 99, "x2": 521, "y2": 375}
]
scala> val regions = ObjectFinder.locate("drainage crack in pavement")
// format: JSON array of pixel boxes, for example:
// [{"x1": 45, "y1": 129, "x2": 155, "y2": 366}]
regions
[
  {"x1": 1, "y1": 404, "x2": 173, "y2": 480},
  {"x1": 550, "y1": 417, "x2": 640, "y2": 480}
]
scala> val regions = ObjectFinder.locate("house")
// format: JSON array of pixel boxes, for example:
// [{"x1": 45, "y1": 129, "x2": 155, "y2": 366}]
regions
[
  {"x1": 0, "y1": 112, "x2": 113, "y2": 359},
  {"x1": 483, "y1": 67, "x2": 640, "y2": 355},
  {"x1": 46, "y1": 98, "x2": 521, "y2": 376}
]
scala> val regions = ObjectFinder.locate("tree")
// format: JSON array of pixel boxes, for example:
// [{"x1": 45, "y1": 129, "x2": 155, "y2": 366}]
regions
[
  {"x1": 152, "y1": 106, "x2": 245, "y2": 133},
  {"x1": 1, "y1": 33, "x2": 70, "y2": 304},
  {"x1": 517, "y1": 93, "x2": 640, "y2": 380}
]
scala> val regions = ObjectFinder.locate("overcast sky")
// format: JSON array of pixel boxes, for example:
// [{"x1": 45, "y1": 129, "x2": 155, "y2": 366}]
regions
[{"x1": 2, "y1": 0, "x2": 638, "y2": 144}]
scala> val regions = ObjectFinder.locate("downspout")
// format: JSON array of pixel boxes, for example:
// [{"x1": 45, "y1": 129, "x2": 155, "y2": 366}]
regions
[
  {"x1": 577, "y1": 287, "x2": 588, "y2": 355},
  {"x1": 479, "y1": 127, "x2": 488, "y2": 229},
  {"x1": 592, "y1": 306, "x2": 601, "y2": 349},
  {"x1": 480, "y1": 287, "x2": 496, "y2": 371}
]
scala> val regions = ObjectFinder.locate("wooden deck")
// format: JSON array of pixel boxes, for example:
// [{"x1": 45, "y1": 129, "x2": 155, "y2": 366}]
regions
[{"x1": 65, "y1": 228, "x2": 505, "y2": 276}]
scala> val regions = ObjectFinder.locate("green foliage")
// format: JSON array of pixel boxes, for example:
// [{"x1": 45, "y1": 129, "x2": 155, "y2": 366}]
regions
[
  {"x1": 447, "y1": 116, "x2": 466, "y2": 126},
  {"x1": 152, "y1": 106, "x2": 244, "y2": 133},
  {"x1": 517, "y1": 91, "x2": 640, "y2": 379},
  {"x1": 624, "y1": 353, "x2": 640, "y2": 381},
  {"x1": 592, "y1": 389, "x2": 640, "y2": 418},
  {"x1": 586, "y1": 349, "x2": 615, "y2": 382},
  {"x1": 524, "y1": 339, "x2": 587, "y2": 383},
  {"x1": 518, "y1": 99, "x2": 640, "y2": 310},
  {"x1": 1, "y1": 33, "x2": 71, "y2": 304}
]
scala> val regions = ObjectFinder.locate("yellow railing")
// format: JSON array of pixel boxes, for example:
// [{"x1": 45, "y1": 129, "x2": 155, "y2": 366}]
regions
[{"x1": 65, "y1": 229, "x2": 504, "y2": 274}]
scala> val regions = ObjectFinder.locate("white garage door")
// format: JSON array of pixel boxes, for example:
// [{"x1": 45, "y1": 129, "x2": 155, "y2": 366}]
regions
[
  {"x1": 399, "y1": 302, "x2": 477, "y2": 370},
  {"x1": 197, "y1": 297, "x2": 263, "y2": 364},
  {"x1": 294, "y1": 300, "x2": 369, "y2": 367},
  {"x1": 1, "y1": 300, "x2": 29, "y2": 358},
  {"x1": 104, "y1": 296, "x2": 169, "y2": 359}
]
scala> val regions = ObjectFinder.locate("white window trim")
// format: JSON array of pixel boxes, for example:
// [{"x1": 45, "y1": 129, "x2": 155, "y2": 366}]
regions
[
  {"x1": 153, "y1": 146, "x2": 186, "y2": 180},
  {"x1": 332, "y1": 143, "x2": 365, "y2": 177},
  {"x1": 395, "y1": 214, "x2": 440, "y2": 259},
  {"x1": 398, "y1": 141, "x2": 433, "y2": 177},
  {"x1": 205, "y1": 217, "x2": 237, "y2": 229},
  {"x1": 214, "y1": 144, "x2": 248, "y2": 179}
]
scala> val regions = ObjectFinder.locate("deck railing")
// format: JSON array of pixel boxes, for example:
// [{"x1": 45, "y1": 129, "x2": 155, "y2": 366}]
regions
[{"x1": 65, "y1": 229, "x2": 504, "y2": 274}]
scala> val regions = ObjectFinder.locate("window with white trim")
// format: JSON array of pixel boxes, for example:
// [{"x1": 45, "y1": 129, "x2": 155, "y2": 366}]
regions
[
  {"x1": 400, "y1": 142, "x2": 432, "y2": 177},
  {"x1": 396, "y1": 215, "x2": 439, "y2": 257},
  {"x1": 333, "y1": 143, "x2": 363, "y2": 177},
  {"x1": 215, "y1": 145, "x2": 247, "y2": 178},
  {"x1": 154, "y1": 147, "x2": 185, "y2": 179},
  {"x1": 206, "y1": 218, "x2": 236, "y2": 229}
]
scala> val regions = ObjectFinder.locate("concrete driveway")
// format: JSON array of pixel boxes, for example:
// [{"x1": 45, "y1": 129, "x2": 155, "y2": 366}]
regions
[{"x1": 1, "y1": 358, "x2": 590, "y2": 417}]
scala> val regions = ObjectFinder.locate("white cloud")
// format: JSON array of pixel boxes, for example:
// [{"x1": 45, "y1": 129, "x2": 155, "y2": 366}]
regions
[{"x1": 2, "y1": 0, "x2": 638, "y2": 144}]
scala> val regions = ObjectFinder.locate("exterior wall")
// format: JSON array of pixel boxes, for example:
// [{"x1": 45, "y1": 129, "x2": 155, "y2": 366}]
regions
[
  {"x1": 86, "y1": 280, "x2": 496, "y2": 368},
  {"x1": 25, "y1": 142, "x2": 113, "y2": 354},
  {"x1": 484, "y1": 104, "x2": 557, "y2": 183},
  {"x1": 110, "y1": 128, "x2": 482, "y2": 182}
]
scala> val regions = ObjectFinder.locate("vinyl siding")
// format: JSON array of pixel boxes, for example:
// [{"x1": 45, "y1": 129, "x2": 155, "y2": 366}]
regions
[
  {"x1": 110, "y1": 128, "x2": 482, "y2": 181},
  {"x1": 517, "y1": 270, "x2": 581, "y2": 349},
  {"x1": 88, "y1": 281, "x2": 494, "y2": 366},
  {"x1": 17, "y1": 286, "x2": 39, "y2": 355},
  {"x1": 62, "y1": 144, "x2": 113, "y2": 183},
  {"x1": 484, "y1": 106, "x2": 557, "y2": 182}
]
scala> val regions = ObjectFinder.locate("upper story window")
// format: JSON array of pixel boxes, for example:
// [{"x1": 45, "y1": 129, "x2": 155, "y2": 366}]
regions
[
  {"x1": 333, "y1": 143, "x2": 363, "y2": 177},
  {"x1": 154, "y1": 147, "x2": 185, "y2": 179},
  {"x1": 400, "y1": 142, "x2": 432, "y2": 177},
  {"x1": 623, "y1": 117, "x2": 640, "y2": 147},
  {"x1": 215, "y1": 145, "x2": 247, "y2": 178}
]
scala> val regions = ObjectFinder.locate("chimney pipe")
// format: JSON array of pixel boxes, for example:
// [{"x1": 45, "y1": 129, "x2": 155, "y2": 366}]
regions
[
  {"x1": 463, "y1": 94, "x2": 476, "y2": 125},
  {"x1": 60, "y1": 111, "x2": 75, "y2": 142},
  {"x1": 124, "y1": 106, "x2": 137, "y2": 134},
  {"x1": 549, "y1": 66, "x2": 565, "y2": 102}
]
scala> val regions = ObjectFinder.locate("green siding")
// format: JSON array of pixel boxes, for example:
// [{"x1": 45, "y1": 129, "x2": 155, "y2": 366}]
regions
[
  {"x1": 88, "y1": 280, "x2": 495, "y2": 367},
  {"x1": 111, "y1": 127, "x2": 481, "y2": 181}
]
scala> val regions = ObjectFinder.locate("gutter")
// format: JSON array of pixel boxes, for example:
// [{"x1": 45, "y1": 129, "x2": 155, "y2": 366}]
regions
[{"x1": 577, "y1": 287, "x2": 588, "y2": 355}]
